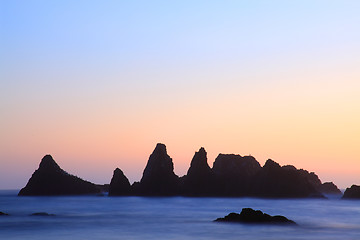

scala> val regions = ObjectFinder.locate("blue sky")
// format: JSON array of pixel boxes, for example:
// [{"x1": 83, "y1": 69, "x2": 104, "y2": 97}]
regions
[{"x1": 1, "y1": 1, "x2": 360, "y2": 189}]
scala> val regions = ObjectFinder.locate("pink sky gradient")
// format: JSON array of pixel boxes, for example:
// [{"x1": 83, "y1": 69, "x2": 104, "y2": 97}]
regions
[{"x1": 1, "y1": 1, "x2": 359, "y2": 189}]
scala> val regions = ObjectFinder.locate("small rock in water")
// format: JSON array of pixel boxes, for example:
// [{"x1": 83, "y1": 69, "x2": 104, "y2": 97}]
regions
[
  {"x1": 215, "y1": 208, "x2": 296, "y2": 225},
  {"x1": 0, "y1": 211, "x2": 9, "y2": 216},
  {"x1": 30, "y1": 212, "x2": 55, "y2": 216}
]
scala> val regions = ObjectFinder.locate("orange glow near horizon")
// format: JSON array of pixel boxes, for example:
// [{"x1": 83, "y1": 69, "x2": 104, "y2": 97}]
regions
[
  {"x1": 2, "y1": 74, "x2": 359, "y2": 189},
  {"x1": 1, "y1": 1, "x2": 360, "y2": 190}
]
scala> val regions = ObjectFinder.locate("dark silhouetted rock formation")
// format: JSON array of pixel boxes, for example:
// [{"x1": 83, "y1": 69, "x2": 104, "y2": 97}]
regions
[
  {"x1": 320, "y1": 182, "x2": 342, "y2": 195},
  {"x1": 18, "y1": 155, "x2": 100, "y2": 196},
  {"x1": 342, "y1": 185, "x2": 360, "y2": 199},
  {"x1": 212, "y1": 154, "x2": 261, "y2": 196},
  {"x1": 30, "y1": 212, "x2": 55, "y2": 216},
  {"x1": 108, "y1": 168, "x2": 131, "y2": 196},
  {"x1": 296, "y1": 170, "x2": 341, "y2": 195},
  {"x1": 19, "y1": 144, "x2": 337, "y2": 199},
  {"x1": 251, "y1": 160, "x2": 324, "y2": 198},
  {"x1": 182, "y1": 147, "x2": 215, "y2": 196},
  {"x1": 139, "y1": 143, "x2": 180, "y2": 195},
  {"x1": 119, "y1": 145, "x2": 330, "y2": 198},
  {"x1": 215, "y1": 208, "x2": 296, "y2": 225},
  {"x1": 0, "y1": 212, "x2": 9, "y2": 216}
]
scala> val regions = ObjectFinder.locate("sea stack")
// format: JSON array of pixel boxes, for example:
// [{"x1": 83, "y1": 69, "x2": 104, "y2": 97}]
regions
[
  {"x1": 320, "y1": 182, "x2": 342, "y2": 195},
  {"x1": 183, "y1": 147, "x2": 214, "y2": 196},
  {"x1": 212, "y1": 154, "x2": 261, "y2": 196},
  {"x1": 139, "y1": 143, "x2": 180, "y2": 195},
  {"x1": 342, "y1": 185, "x2": 360, "y2": 199},
  {"x1": 18, "y1": 155, "x2": 100, "y2": 196},
  {"x1": 108, "y1": 168, "x2": 131, "y2": 196},
  {"x1": 251, "y1": 159, "x2": 324, "y2": 198}
]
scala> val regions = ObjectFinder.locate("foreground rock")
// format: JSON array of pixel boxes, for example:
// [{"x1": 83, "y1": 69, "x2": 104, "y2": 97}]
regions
[
  {"x1": 138, "y1": 143, "x2": 180, "y2": 195},
  {"x1": 342, "y1": 185, "x2": 360, "y2": 199},
  {"x1": 108, "y1": 168, "x2": 131, "y2": 196},
  {"x1": 0, "y1": 211, "x2": 9, "y2": 216},
  {"x1": 215, "y1": 208, "x2": 296, "y2": 225},
  {"x1": 18, "y1": 155, "x2": 100, "y2": 196}
]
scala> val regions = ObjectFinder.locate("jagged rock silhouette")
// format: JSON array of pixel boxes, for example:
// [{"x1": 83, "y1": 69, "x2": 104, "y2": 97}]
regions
[
  {"x1": 18, "y1": 155, "x2": 100, "y2": 196},
  {"x1": 108, "y1": 168, "x2": 131, "y2": 196},
  {"x1": 20, "y1": 144, "x2": 341, "y2": 198}
]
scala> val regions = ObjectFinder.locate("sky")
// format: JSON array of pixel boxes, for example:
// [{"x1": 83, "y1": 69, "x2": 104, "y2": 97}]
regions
[{"x1": 1, "y1": 0, "x2": 359, "y2": 190}]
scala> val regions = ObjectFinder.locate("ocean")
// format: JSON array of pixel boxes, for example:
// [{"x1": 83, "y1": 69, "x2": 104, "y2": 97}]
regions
[{"x1": 1, "y1": 190, "x2": 359, "y2": 240}]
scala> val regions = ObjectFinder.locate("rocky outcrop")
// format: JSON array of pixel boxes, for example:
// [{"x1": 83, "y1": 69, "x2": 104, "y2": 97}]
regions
[
  {"x1": 212, "y1": 154, "x2": 261, "y2": 196},
  {"x1": 213, "y1": 154, "x2": 261, "y2": 177},
  {"x1": 251, "y1": 160, "x2": 324, "y2": 198},
  {"x1": 342, "y1": 185, "x2": 360, "y2": 199},
  {"x1": 18, "y1": 155, "x2": 100, "y2": 196},
  {"x1": 139, "y1": 143, "x2": 180, "y2": 195},
  {"x1": 108, "y1": 168, "x2": 131, "y2": 196},
  {"x1": 19, "y1": 144, "x2": 337, "y2": 199},
  {"x1": 320, "y1": 182, "x2": 342, "y2": 195},
  {"x1": 30, "y1": 212, "x2": 55, "y2": 216},
  {"x1": 182, "y1": 147, "x2": 215, "y2": 196},
  {"x1": 215, "y1": 208, "x2": 296, "y2": 225},
  {"x1": 289, "y1": 167, "x2": 341, "y2": 196},
  {"x1": 132, "y1": 145, "x2": 330, "y2": 198}
]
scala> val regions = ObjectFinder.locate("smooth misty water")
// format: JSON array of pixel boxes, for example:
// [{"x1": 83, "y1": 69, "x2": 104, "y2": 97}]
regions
[{"x1": 1, "y1": 190, "x2": 360, "y2": 240}]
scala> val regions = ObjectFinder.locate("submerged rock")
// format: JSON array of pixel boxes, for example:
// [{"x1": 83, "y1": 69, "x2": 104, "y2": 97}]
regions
[
  {"x1": 0, "y1": 211, "x2": 9, "y2": 216},
  {"x1": 18, "y1": 155, "x2": 100, "y2": 196},
  {"x1": 139, "y1": 143, "x2": 180, "y2": 195},
  {"x1": 215, "y1": 208, "x2": 296, "y2": 225},
  {"x1": 30, "y1": 212, "x2": 55, "y2": 216},
  {"x1": 108, "y1": 168, "x2": 131, "y2": 196},
  {"x1": 342, "y1": 185, "x2": 360, "y2": 199}
]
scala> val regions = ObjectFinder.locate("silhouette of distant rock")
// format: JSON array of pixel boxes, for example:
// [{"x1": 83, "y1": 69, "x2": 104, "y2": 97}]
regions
[
  {"x1": 17, "y1": 144, "x2": 338, "y2": 199},
  {"x1": 215, "y1": 208, "x2": 296, "y2": 225},
  {"x1": 212, "y1": 154, "x2": 261, "y2": 196},
  {"x1": 342, "y1": 185, "x2": 360, "y2": 199},
  {"x1": 108, "y1": 168, "x2": 131, "y2": 196},
  {"x1": 293, "y1": 168, "x2": 341, "y2": 195},
  {"x1": 18, "y1": 155, "x2": 100, "y2": 196},
  {"x1": 134, "y1": 146, "x2": 328, "y2": 198},
  {"x1": 0, "y1": 211, "x2": 9, "y2": 216},
  {"x1": 182, "y1": 147, "x2": 215, "y2": 196},
  {"x1": 320, "y1": 182, "x2": 342, "y2": 195},
  {"x1": 251, "y1": 159, "x2": 324, "y2": 198},
  {"x1": 139, "y1": 143, "x2": 180, "y2": 195}
]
